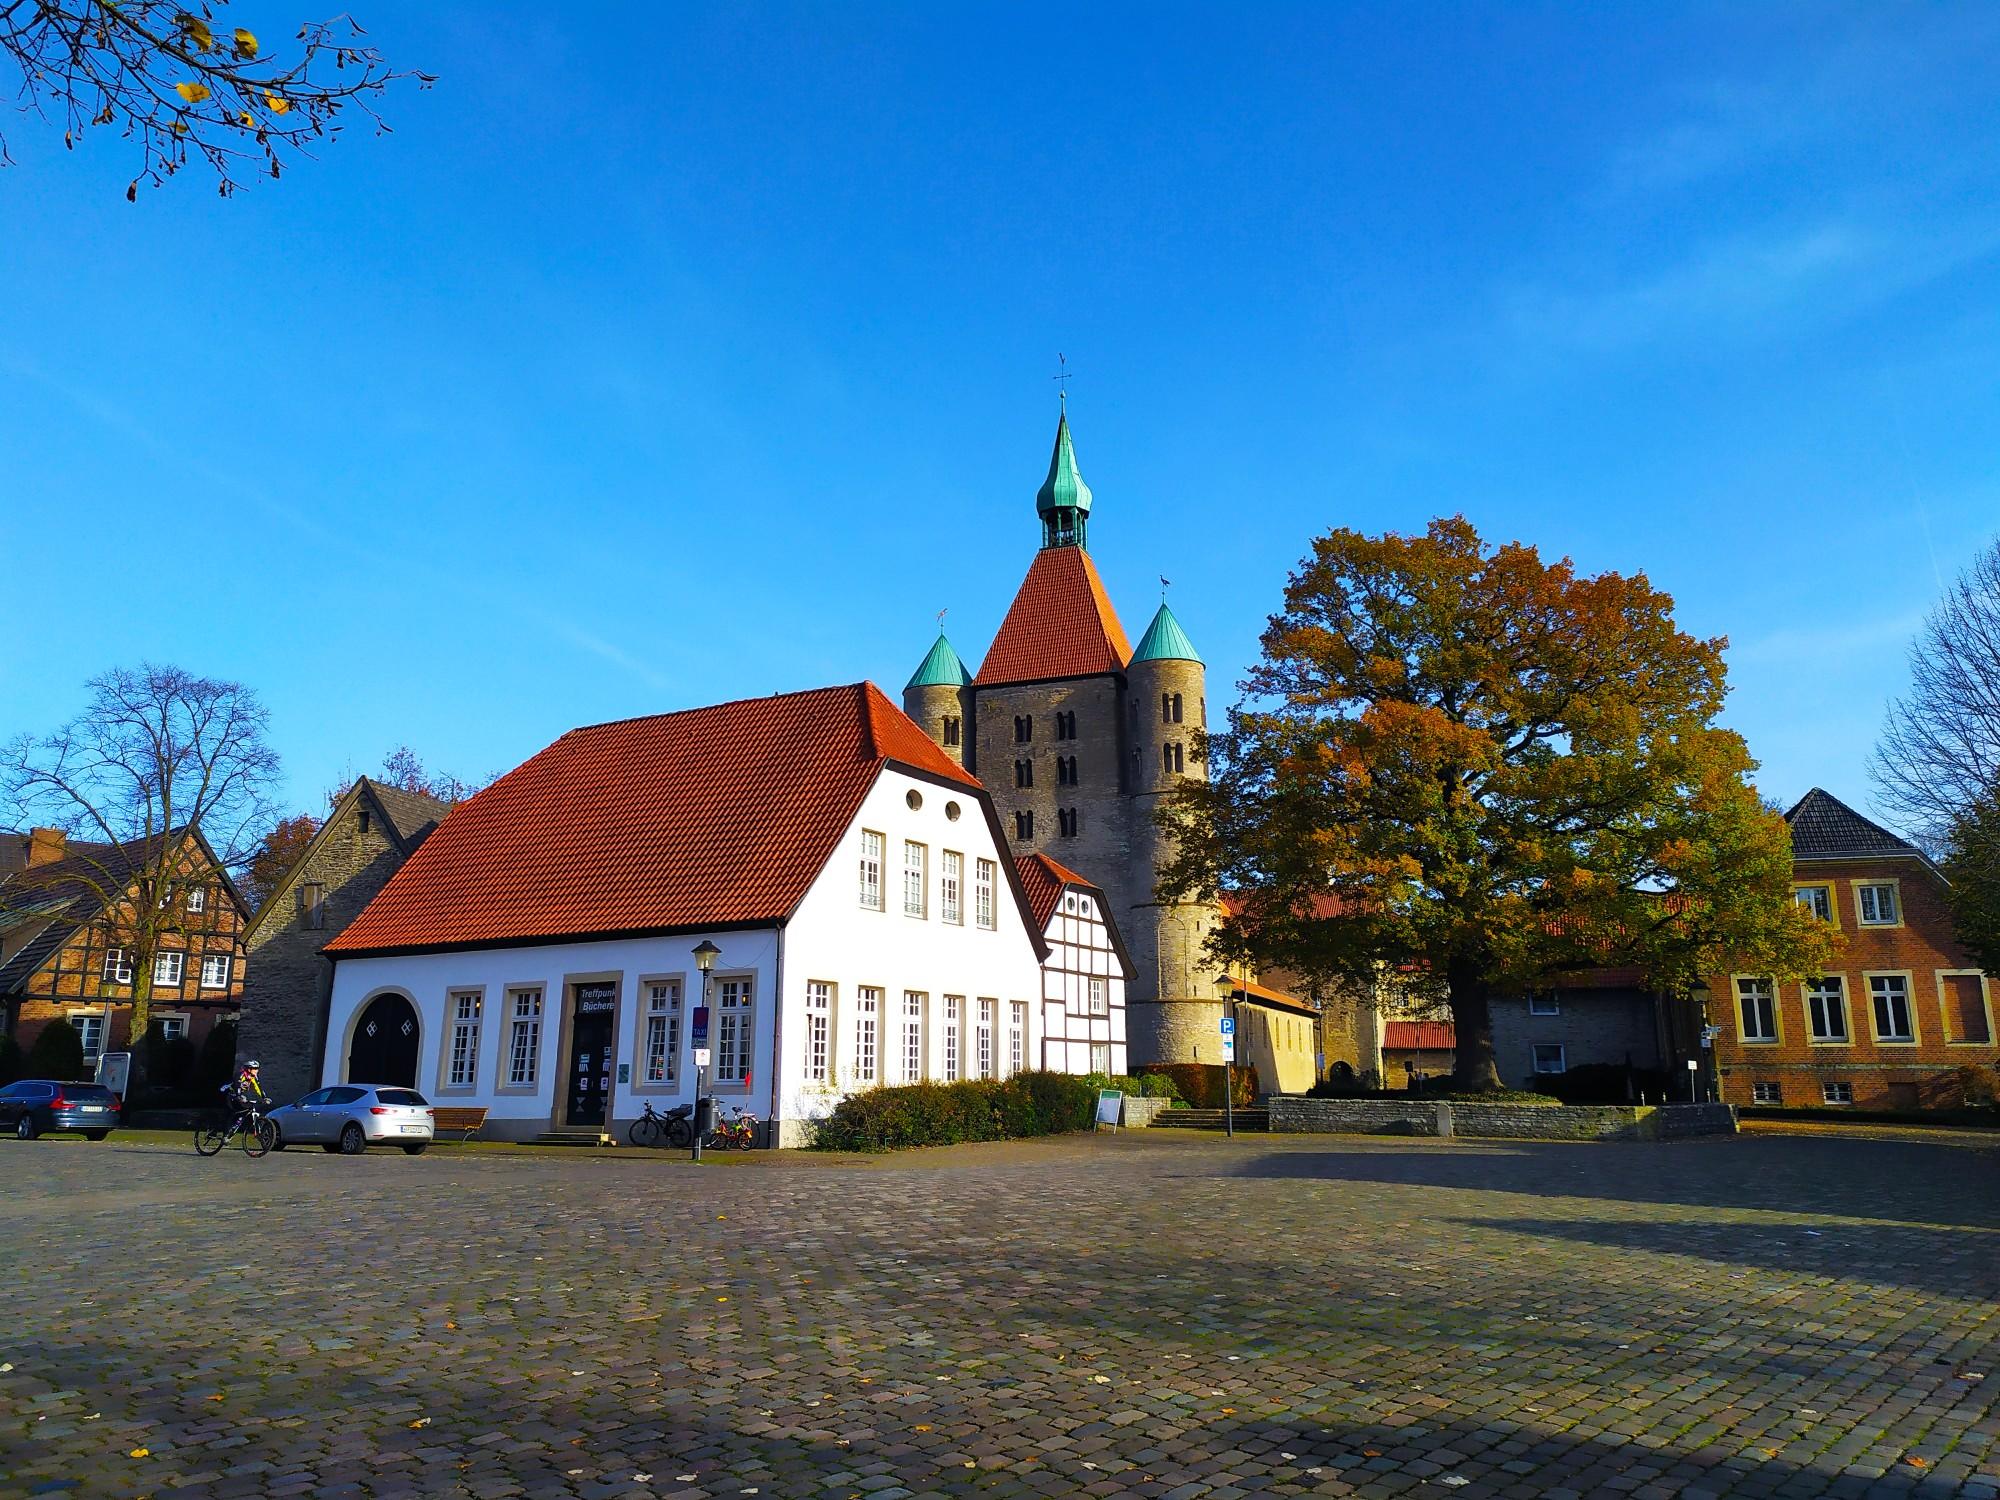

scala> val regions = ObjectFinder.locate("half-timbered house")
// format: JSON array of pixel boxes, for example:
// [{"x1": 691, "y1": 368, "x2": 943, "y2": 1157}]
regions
[{"x1": 1015, "y1": 852, "x2": 1132, "y2": 1076}]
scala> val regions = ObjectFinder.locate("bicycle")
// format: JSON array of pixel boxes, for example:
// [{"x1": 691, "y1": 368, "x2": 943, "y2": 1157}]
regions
[
  {"x1": 627, "y1": 1100, "x2": 694, "y2": 1149},
  {"x1": 195, "y1": 1098, "x2": 277, "y2": 1158},
  {"x1": 705, "y1": 1104, "x2": 761, "y2": 1151}
]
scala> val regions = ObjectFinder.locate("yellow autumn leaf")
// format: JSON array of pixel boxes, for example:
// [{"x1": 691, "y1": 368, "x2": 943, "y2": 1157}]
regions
[
  {"x1": 238, "y1": 110, "x2": 254, "y2": 126},
  {"x1": 233, "y1": 27, "x2": 258, "y2": 58},
  {"x1": 175, "y1": 81, "x2": 211, "y2": 104},
  {"x1": 266, "y1": 94, "x2": 291, "y2": 115},
  {"x1": 129, "y1": 1448, "x2": 150, "y2": 1459},
  {"x1": 182, "y1": 17, "x2": 214, "y2": 50}
]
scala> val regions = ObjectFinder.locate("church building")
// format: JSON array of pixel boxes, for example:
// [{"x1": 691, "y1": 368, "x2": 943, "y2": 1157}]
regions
[{"x1": 904, "y1": 408, "x2": 1229, "y2": 1067}]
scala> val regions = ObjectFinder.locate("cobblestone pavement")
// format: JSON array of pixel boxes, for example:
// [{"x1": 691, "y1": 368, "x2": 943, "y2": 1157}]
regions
[{"x1": 4, "y1": 1130, "x2": 1997, "y2": 1500}]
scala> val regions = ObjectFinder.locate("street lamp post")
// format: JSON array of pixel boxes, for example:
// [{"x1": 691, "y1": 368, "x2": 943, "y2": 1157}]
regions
[
  {"x1": 1216, "y1": 968, "x2": 1243, "y2": 1140},
  {"x1": 1689, "y1": 981, "x2": 1714, "y2": 1104},
  {"x1": 692, "y1": 939, "x2": 720, "y2": 1162}
]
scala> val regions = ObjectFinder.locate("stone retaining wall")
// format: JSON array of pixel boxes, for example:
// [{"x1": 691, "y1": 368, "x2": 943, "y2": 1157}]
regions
[
  {"x1": 1267, "y1": 1097, "x2": 1737, "y2": 1142},
  {"x1": 1120, "y1": 1096, "x2": 1176, "y2": 1127}
]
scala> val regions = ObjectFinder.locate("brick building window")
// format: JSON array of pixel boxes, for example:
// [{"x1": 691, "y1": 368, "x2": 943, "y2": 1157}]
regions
[
  {"x1": 1751, "y1": 1081, "x2": 1781, "y2": 1104},
  {"x1": 1856, "y1": 883, "x2": 1899, "y2": 926},
  {"x1": 74, "y1": 1013, "x2": 105, "y2": 1066},
  {"x1": 1058, "y1": 807, "x2": 1078, "y2": 837},
  {"x1": 199, "y1": 954, "x2": 232, "y2": 989},
  {"x1": 1015, "y1": 759, "x2": 1033, "y2": 788},
  {"x1": 186, "y1": 886, "x2": 206, "y2": 914},
  {"x1": 101, "y1": 948, "x2": 133, "y2": 985},
  {"x1": 1793, "y1": 885, "x2": 1833, "y2": 921},
  {"x1": 1868, "y1": 975, "x2": 1914, "y2": 1042},
  {"x1": 1822, "y1": 1081, "x2": 1854, "y2": 1104},
  {"x1": 1014, "y1": 715, "x2": 1033, "y2": 744},
  {"x1": 1014, "y1": 810, "x2": 1034, "y2": 842},
  {"x1": 1804, "y1": 977, "x2": 1848, "y2": 1042},
  {"x1": 1943, "y1": 974, "x2": 1992, "y2": 1043},
  {"x1": 943, "y1": 716, "x2": 961, "y2": 747},
  {"x1": 1735, "y1": 977, "x2": 1777, "y2": 1042},
  {"x1": 153, "y1": 950, "x2": 185, "y2": 987},
  {"x1": 975, "y1": 859, "x2": 996, "y2": 928}
]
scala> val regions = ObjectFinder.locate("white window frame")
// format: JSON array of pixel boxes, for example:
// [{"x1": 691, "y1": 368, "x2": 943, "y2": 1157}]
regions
[
  {"x1": 976, "y1": 998, "x2": 995, "y2": 1079},
  {"x1": 715, "y1": 975, "x2": 756, "y2": 1089},
  {"x1": 1528, "y1": 994, "x2": 1561, "y2": 1016},
  {"x1": 1855, "y1": 881, "x2": 1900, "y2": 927},
  {"x1": 940, "y1": 851, "x2": 963, "y2": 926},
  {"x1": 101, "y1": 948, "x2": 133, "y2": 985},
  {"x1": 1804, "y1": 976, "x2": 1848, "y2": 1043},
  {"x1": 1793, "y1": 884, "x2": 1833, "y2": 923},
  {"x1": 639, "y1": 976, "x2": 683, "y2": 1088},
  {"x1": 155, "y1": 1013, "x2": 188, "y2": 1043},
  {"x1": 1531, "y1": 1043, "x2": 1567, "y2": 1075},
  {"x1": 859, "y1": 830, "x2": 884, "y2": 912},
  {"x1": 805, "y1": 980, "x2": 834, "y2": 1086},
  {"x1": 153, "y1": 950, "x2": 185, "y2": 987},
  {"x1": 855, "y1": 986, "x2": 881, "y2": 1086},
  {"x1": 903, "y1": 840, "x2": 928, "y2": 919},
  {"x1": 1734, "y1": 976, "x2": 1778, "y2": 1043},
  {"x1": 975, "y1": 858, "x2": 996, "y2": 930},
  {"x1": 1822, "y1": 1080, "x2": 1854, "y2": 1105},
  {"x1": 1750, "y1": 1081, "x2": 1781, "y2": 1104},
  {"x1": 446, "y1": 990, "x2": 483, "y2": 1089},
  {"x1": 198, "y1": 953, "x2": 232, "y2": 990},
  {"x1": 902, "y1": 991, "x2": 926, "y2": 1083},
  {"x1": 186, "y1": 886, "x2": 206, "y2": 914},
  {"x1": 1866, "y1": 972, "x2": 1916, "y2": 1044},
  {"x1": 1009, "y1": 1001, "x2": 1027, "y2": 1077},
  {"x1": 1088, "y1": 976, "x2": 1108, "y2": 1016},
  {"x1": 72, "y1": 1011, "x2": 106, "y2": 1065},
  {"x1": 942, "y1": 995, "x2": 964, "y2": 1082},
  {"x1": 503, "y1": 987, "x2": 544, "y2": 1089}
]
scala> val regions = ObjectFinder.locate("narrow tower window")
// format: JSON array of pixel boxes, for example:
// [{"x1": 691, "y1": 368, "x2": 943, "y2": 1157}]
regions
[
  {"x1": 1056, "y1": 755, "x2": 1077, "y2": 786},
  {"x1": 943, "y1": 715, "x2": 961, "y2": 747},
  {"x1": 1014, "y1": 715, "x2": 1033, "y2": 744},
  {"x1": 1014, "y1": 810, "x2": 1035, "y2": 841},
  {"x1": 1163, "y1": 742, "x2": 1185, "y2": 775},
  {"x1": 1162, "y1": 692, "x2": 1183, "y2": 724},
  {"x1": 1058, "y1": 807, "x2": 1079, "y2": 837},
  {"x1": 1015, "y1": 759, "x2": 1033, "y2": 788}
]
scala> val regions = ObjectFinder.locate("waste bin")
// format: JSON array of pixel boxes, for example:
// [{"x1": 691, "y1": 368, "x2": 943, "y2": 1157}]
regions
[{"x1": 694, "y1": 1095, "x2": 716, "y2": 1137}]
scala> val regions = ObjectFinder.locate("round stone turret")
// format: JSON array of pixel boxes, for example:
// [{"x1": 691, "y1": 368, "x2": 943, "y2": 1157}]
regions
[{"x1": 903, "y1": 632, "x2": 974, "y2": 767}]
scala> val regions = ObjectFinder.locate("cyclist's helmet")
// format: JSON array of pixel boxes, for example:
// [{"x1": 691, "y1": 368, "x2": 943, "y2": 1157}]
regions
[{"x1": 244, "y1": 1060, "x2": 260, "y2": 1069}]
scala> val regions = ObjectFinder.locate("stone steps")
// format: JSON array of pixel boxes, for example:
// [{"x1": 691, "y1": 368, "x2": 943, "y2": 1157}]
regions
[{"x1": 1151, "y1": 1108, "x2": 1270, "y2": 1132}]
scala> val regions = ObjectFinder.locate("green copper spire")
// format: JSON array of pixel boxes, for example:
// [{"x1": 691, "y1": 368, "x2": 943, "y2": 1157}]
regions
[
  {"x1": 1130, "y1": 601, "x2": 1203, "y2": 664},
  {"x1": 1036, "y1": 408, "x2": 1093, "y2": 549},
  {"x1": 905, "y1": 632, "x2": 973, "y2": 689}
]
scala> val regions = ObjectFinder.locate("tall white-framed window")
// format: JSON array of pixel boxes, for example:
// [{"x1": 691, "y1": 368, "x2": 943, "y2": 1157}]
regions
[
  {"x1": 186, "y1": 886, "x2": 206, "y2": 914},
  {"x1": 717, "y1": 977, "x2": 755, "y2": 1085},
  {"x1": 1794, "y1": 885, "x2": 1833, "y2": 922},
  {"x1": 101, "y1": 948, "x2": 133, "y2": 985},
  {"x1": 1090, "y1": 1041, "x2": 1111, "y2": 1073},
  {"x1": 643, "y1": 978, "x2": 681, "y2": 1085},
  {"x1": 1088, "y1": 976, "x2": 1108, "y2": 1016},
  {"x1": 1009, "y1": 1001, "x2": 1027, "y2": 1076},
  {"x1": 153, "y1": 950, "x2": 185, "y2": 987},
  {"x1": 903, "y1": 840, "x2": 928, "y2": 918},
  {"x1": 73, "y1": 1013, "x2": 105, "y2": 1065},
  {"x1": 199, "y1": 953, "x2": 232, "y2": 989},
  {"x1": 447, "y1": 991, "x2": 482, "y2": 1087},
  {"x1": 902, "y1": 991, "x2": 925, "y2": 1082},
  {"x1": 805, "y1": 981, "x2": 834, "y2": 1085},
  {"x1": 855, "y1": 986, "x2": 881, "y2": 1085},
  {"x1": 942, "y1": 995, "x2": 964, "y2": 1081},
  {"x1": 859, "y1": 830, "x2": 884, "y2": 911},
  {"x1": 507, "y1": 988, "x2": 543, "y2": 1086},
  {"x1": 974, "y1": 858, "x2": 996, "y2": 929},
  {"x1": 1856, "y1": 883, "x2": 1899, "y2": 926},
  {"x1": 1735, "y1": 977, "x2": 1777, "y2": 1042},
  {"x1": 1868, "y1": 974, "x2": 1915, "y2": 1042},
  {"x1": 1805, "y1": 977, "x2": 1848, "y2": 1042},
  {"x1": 976, "y1": 998, "x2": 996, "y2": 1078},
  {"x1": 941, "y1": 851, "x2": 963, "y2": 925}
]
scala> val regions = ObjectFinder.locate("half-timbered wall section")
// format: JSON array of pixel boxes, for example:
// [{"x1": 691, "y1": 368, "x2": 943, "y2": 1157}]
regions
[{"x1": 1037, "y1": 884, "x2": 1129, "y2": 1076}]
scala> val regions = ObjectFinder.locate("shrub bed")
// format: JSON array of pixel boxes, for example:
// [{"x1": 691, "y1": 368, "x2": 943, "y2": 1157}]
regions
[
  {"x1": 813, "y1": 1071, "x2": 1096, "y2": 1152},
  {"x1": 1130, "y1": 1062, "x2": 1259, "y2": 1108}
]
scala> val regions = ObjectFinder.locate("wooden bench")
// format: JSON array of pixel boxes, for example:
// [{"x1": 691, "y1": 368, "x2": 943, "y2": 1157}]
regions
[{"x1": 431, "y1": 1106, "x2": 489, "y2": 1142}]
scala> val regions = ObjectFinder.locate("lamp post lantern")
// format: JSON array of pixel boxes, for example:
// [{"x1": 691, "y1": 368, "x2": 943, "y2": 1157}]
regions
[{"x1": 692, "y1": 939, "x2": 720, "y2": 1162}]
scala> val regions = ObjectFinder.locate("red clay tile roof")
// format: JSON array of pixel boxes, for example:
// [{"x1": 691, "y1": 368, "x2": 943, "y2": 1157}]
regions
[
  {"x1": 976, "y1": 547, "x2": 1134, "y2": 685},
  {"x1": 1383, "y1": 1021, "x2": 1455, "y2": 1052},
  {"x1": 327, "y1": 683, "x2": 980, "y2": 955},
  {"x1": 1012, "y1": 852, "x2": 1100, "y2": 930}
]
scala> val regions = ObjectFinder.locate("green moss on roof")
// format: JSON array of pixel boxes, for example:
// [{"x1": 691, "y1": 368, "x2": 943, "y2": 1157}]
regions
[
  {"x1": 906, "y1": 633, "x2": 973, "y2": 689},
  {"x1": 1130, "y1": 601, "x2": 1202, "y2": 664}
]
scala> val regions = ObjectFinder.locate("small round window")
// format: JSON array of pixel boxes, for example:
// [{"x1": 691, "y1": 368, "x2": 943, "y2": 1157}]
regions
[
  {"x1": 906, "y1": 789, "x2": 923, "y2": 811},
  {"x1": 945, "y1": 800, "x2": 962, "y2": 821}
]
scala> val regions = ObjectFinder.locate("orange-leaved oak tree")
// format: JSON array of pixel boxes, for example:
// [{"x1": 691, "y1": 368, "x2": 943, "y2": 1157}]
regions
[{"x1": 1159, "y1": 517, "x2": 1835, "y2": 1092}]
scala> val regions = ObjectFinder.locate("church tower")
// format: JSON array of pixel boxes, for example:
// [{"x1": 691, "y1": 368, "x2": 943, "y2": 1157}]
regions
[{"x1": 902, "y1": 405, "x2": 1226, "y2": 1066}]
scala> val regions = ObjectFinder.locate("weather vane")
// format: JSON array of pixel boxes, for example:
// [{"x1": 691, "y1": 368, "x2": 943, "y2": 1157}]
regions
[
  {"x1": 1052, "y1": 352, "x2": 1072, "y2": 407},
  {"x1": 936, "y1": 607, "x2": 947, "y2": 634}
]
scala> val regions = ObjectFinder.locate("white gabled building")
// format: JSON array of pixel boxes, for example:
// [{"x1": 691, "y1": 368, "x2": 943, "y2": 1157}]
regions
[
  {"x1": 1015, "y1": 853, "x2": 1131, "y2": 1077},
  {"x1": 320, "y1": 683, "x2": 1061, "y2": 1145}
]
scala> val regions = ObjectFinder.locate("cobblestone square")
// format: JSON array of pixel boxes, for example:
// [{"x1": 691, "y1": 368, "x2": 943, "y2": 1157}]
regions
[{"x1": 4, "y1": 1130, "x2": 1997, "y2": 1500}]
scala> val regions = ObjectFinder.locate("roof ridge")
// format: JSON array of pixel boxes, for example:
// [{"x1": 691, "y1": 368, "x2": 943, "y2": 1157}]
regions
[{"x1": 567, "y1": 681, "x2": 875, "y2": 738}]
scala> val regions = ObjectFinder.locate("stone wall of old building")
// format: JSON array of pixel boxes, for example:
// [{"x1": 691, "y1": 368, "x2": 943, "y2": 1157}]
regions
[
  {"x1": 235, "y1": 802, "x2": 413, "y2": 1103},
  {"x1": 1488, "y1": 987, "x2": 1665, "y2": 1092}
]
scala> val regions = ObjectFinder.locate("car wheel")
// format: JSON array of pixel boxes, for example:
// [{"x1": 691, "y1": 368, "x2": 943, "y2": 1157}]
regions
[
  {"x1": 402, "y1": 1143, "x2": 429, "y2": 1155},
  {"x1": 85, "y1": 1131, "x2": 110, "y2": 1141},
  {"x1": 15, "y1": 1113, "x2": 39, "y2": 1141},
  {"x1": 268, "y1": 1124, "x2": 285, "y2": 1151},
  {"x1": 338, "y1": 1123, "x2": 367, "y2": 1155}
]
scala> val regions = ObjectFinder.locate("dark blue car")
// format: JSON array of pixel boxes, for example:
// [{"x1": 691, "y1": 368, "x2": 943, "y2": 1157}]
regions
[{"x1": 0, "y1": 1080, "x2": 120, "y2": 1140}]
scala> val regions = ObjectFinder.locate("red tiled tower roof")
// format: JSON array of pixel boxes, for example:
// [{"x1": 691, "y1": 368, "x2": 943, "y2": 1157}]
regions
[
  {"x1": 1012, "y1": 851, "x2": 1100, "y2": 931},
  {"x1": 975, "y1": 547, "x2": 1133, "y2": 685},
  {"x1": 327, "y1": 683, "x2": 978, "y2": 956}
]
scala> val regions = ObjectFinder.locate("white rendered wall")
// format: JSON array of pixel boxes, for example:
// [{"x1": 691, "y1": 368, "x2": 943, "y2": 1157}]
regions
[{"x1": 777, "y1": 766, "x2": 1048, "y2": 1134}]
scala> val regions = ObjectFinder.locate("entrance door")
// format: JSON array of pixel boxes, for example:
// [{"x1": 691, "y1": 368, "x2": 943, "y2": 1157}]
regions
[
  {"x1": 564, "y1": 982, "x2": 618, "y2": 1127},
  {"x1": 349, "y1": 994, "x2": 419, "y2": 1087}
]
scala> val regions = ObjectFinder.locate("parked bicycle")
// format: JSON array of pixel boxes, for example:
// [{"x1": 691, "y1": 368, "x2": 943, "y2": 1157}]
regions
[
  {"x1": 627, "y1": 1100, "x2": 694, "y2": 1149},
  {"x1": 705, "y1": 1104, "x2": 761, "y2": 1151},
  {"x1": 195, "y1": 1099, "x2": 277, "y2": 1158}
]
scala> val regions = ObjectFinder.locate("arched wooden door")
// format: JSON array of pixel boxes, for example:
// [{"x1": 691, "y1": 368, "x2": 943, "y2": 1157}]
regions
[{"x1": 348, "y1": 993, "x2": 420, "y2": 1087}]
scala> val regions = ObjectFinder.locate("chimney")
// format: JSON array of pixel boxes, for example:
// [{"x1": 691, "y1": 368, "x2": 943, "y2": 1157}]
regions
[{"x1": 26, "y1": 827, "x2": 67, "y2": 867}]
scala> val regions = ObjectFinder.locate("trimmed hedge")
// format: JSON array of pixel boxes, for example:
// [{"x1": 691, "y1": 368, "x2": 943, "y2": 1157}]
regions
[
  {"x1": 25, "y1": 1018, "x2": 86, "y2": 1081},
  {"x1": 813, "y1": 1071, "x2": 1096, "y2": 1152},
  {"x1": 1129, "y1": 1061, "x2": 1259, "y2": 1109}
]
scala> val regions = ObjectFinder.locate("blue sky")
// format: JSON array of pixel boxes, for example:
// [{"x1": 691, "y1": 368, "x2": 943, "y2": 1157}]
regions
[{"x1": 5, "y1": 2, "x2": 1998, "y2": 824}]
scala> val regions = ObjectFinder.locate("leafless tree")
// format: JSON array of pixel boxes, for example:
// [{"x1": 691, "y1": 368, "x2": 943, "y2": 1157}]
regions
[
  {"x1": 1, "y1": 1, "x2": 432, "y2": 198},
  {"x1": 1872, "y1": 538, "x2": 2000, "y2": 847},
  {"x1": 1, "y1": 663, "x2": 281, "y2": 1038}
]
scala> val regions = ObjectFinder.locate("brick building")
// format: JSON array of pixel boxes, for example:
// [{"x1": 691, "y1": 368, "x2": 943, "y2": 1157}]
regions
[
  {"x1": 0, "y1": 826, "x2": 248, "y2": 1070},
  {"x1": 1712, "y1": 788, "x2": 1998, "y2": 1111},
  {"x1": 902, "y1": 405, "x2": 1227, "y2": 1066},
  {"x1": 233, "y1": 777, "x2": 448, "y2": 1104}
]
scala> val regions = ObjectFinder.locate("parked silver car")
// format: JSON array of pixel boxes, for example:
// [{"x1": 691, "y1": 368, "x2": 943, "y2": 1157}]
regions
[{"x1": 268, "y1": 1085, "x2": 435, "y2": 1155}]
